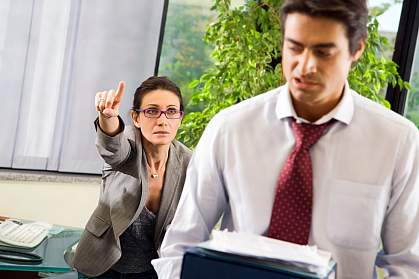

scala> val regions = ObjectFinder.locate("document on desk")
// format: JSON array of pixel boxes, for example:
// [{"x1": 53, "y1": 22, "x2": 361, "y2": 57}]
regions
[{"x1": 197, "y1": 230, "x2": 335, "y2": 277}]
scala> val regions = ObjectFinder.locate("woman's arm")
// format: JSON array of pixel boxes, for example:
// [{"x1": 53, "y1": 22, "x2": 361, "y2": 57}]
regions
[{"x1": 94, "y1": 81, "x2": 134, "y2": 168}]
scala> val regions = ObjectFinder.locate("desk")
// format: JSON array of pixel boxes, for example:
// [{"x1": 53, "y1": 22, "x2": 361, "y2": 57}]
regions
[{"x1": 0, "y1": 226, "x2": 82, "y2": 278}]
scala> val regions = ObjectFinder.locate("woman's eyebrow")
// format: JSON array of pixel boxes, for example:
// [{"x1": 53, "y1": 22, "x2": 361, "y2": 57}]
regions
[{"x1": 143, "y1": 104, "x2": 179, "y2": 108}]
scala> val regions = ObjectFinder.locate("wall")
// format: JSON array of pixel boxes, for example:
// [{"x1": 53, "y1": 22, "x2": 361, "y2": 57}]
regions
[{"x1": 0, "y1": 179, "x2": 100, "y2": 228}]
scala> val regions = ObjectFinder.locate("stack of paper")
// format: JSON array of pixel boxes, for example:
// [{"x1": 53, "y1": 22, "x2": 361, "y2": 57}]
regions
[{"x1": 197, "y1": 230, "x2": 334, "y2": 277}]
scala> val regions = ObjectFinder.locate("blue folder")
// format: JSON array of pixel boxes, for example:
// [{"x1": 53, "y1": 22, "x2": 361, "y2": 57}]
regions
[{"x1": 181, "y1": 247, "x2": 336, "y2": 279}]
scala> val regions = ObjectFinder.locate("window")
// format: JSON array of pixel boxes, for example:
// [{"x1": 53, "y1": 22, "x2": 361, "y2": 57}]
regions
[
  {"x1": 369, "y1": 0, "x2": 404, "y2": 97},
  {"x1": 385, "y1": 0, "x2": 419, "y2": 123},
  {"x1": 406, "y1": 35, "x2": 419, "y2": 128},
  {"x1": 0, "y1": 0, "x2": 165, "y2": 174},
  {"x1": 372, "y1": 0, "x2": 403, "y2": 37},
  {"x1": 158, "y1": 0, "x2": 216, "y2": 113}
]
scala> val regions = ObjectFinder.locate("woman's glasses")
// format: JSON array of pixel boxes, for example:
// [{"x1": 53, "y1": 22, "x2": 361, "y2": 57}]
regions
[{"x1": 134, "y1": 108, "x2": 183, "y2": 119}]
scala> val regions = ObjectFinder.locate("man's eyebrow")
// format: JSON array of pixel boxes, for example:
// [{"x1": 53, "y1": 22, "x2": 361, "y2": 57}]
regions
[
  {"x1": 285, "y1": 38, "x2": 304, "y2": 47},
  {"x1": 312, "y1": 43, "x2": 337, "y2": 49},
  {"x1": 285, "y1": 38, "x2": 337, "y2": 49}
]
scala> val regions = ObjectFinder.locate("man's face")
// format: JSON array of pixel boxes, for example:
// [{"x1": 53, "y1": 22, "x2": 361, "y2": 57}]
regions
[{"x1": 282, "y1": 13, "x2": 364, "y2": 117}]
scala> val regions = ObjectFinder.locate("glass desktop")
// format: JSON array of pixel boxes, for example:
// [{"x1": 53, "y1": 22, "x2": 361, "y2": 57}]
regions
[{"x1": 0, "y1": 226, "x2": 82, "y2": 273}]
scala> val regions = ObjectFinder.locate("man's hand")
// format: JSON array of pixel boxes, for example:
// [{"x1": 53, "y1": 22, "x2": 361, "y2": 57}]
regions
[{"x1": 95, "y1": 81, "x2": 125, "y2": 118}]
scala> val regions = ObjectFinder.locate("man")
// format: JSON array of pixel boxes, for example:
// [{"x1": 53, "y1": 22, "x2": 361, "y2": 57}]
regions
[{"x1": 153, "y1": 0, "x2": 419, "y2": 278}]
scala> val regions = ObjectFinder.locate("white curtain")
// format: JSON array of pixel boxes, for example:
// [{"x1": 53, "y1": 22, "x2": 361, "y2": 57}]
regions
[{"x1": 0, "y1": 0, "x2": 165, "y2": 173}]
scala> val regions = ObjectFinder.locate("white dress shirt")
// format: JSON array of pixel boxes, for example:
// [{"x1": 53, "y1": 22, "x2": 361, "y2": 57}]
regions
[{"x1": 152, "y1": 83, "x2": 419, "y2": 279}]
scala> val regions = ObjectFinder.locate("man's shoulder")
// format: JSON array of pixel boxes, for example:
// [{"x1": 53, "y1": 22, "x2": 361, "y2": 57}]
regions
[
  {"x1": 214, "y1": 86, "x2": 283, "y2": 121},
  {"x1": 202, "y1": 85, "x2": 285, "y2": 138},
  {"x1": 351, "y1": 90, "x2": 417, "y2": 133}
]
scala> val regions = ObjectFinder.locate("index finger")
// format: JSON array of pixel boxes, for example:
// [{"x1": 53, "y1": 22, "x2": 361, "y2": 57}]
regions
[{"x1": 115, "y1": 81, "x2": 125, "y2": 99}]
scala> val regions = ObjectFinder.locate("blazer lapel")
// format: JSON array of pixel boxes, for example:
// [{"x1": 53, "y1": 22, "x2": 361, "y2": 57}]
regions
[
  {"x1": 128, "y1": 138, "x2": 149, "y2": 228},
  {"x1": 154, "y1": 142, "x2": 181, "y2": 244}
]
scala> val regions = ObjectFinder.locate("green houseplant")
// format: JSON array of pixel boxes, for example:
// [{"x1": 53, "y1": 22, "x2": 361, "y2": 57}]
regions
[{"x1": 177, "y1": 0, "x2": 410, "y2": 148}]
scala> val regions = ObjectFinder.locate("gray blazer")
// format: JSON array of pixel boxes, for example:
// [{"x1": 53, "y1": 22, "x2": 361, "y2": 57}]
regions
[{"x1": 71, "y1": 118, "x2": 192, "y2": 277}]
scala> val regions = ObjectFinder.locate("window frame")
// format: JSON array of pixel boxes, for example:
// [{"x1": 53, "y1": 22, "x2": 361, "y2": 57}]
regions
[
  {"x1": 154, "y1": 0, "x2": 170, "y2": 75},
  {"x1": 386, "y1": 0, "x2": 419, "y2": 114}
]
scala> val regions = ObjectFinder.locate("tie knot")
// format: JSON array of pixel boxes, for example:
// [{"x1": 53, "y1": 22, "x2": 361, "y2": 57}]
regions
[{"x1": 291, "y1": 119, "x2": 332, "y2": 149}]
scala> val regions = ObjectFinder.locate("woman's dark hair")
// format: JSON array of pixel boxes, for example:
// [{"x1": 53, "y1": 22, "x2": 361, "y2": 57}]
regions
[
  {"x1": 132, "y1": 76, "x2": 183, "y2": 111},
  {"x1": 281, "y1": 0, "x2": 368, "y2": 54}
]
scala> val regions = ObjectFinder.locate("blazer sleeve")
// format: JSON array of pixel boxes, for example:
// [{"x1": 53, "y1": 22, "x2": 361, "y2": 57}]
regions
[{"x1": 94, "y1": 116, "x2": 136, "y2": 169}]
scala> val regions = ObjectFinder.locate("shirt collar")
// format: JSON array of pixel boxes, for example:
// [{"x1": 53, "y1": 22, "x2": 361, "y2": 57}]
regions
[{"x1": 275, "y1": 81, "x2": 354, "y2": 125}]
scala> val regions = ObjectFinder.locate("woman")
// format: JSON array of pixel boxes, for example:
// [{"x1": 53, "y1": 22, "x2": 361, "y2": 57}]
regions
[{"x1": 72, "y1": 76, "x2": 192, "y2": 278}]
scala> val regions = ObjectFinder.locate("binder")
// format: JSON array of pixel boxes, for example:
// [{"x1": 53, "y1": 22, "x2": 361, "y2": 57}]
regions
[{"x1": 181, "y1": 247, "x2": 336, "y2": 279}]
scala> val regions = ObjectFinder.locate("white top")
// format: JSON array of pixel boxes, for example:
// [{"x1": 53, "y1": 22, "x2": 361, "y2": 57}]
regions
[{"x1": 152, "y1": 83, "x2": 419, "y2": 279}]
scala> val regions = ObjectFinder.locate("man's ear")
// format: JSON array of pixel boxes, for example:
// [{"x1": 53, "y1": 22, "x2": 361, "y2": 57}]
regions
[
  {"x1": 352, "y1": 39, "x2": 366, "y2": 62},
  {"x1": 130, "y1": 111, "x2": 141, "y2": 128}
]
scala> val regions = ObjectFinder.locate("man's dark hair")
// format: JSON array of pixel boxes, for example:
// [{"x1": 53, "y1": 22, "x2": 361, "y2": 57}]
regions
[
  {"x1": 281, "y1": 0, "x2": 368, "y2": 54},
  {"x1": 132, "y1": 76, "x2": 183, "y2": 111}
]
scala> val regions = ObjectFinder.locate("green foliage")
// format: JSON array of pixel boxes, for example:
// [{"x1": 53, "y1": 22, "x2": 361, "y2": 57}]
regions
[
  {"x1": 178, "y1": 0, "x2": 284, "y2": 146},
  {"x1": 371, "y1": 0, "x2": 403, "y2": 13},
  {"x1": 177, "y1": 0, "x2": 409, "y2": 148},
  {"x1": 406, "y1": 72, "x2": 419, "y2": 128},
  {"x1": 159, "y1": 3, "x2": 214, "y2": 112},
  {"x1": 348, "y1": 17, "x2": 410, "y2": 108}
]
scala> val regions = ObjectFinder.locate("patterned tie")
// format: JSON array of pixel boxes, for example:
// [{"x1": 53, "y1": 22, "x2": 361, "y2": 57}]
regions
[{"x1": 267, "y1": 118, "x2": 333, "y2": 245}]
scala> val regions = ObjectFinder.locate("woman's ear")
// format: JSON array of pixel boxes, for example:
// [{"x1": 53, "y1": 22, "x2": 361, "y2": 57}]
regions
[{"x1": 130, "y1": 111, "x2": 141, "y2": 128}]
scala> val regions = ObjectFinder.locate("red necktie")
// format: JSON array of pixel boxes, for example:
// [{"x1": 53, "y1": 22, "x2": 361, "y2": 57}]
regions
[{"x1": 267, "y1": 118, "x2": 333, "y2": 245}]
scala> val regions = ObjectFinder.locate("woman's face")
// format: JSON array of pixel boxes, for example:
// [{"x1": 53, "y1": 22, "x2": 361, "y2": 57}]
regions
[{"x1": 131, "y1": 89, "x2": 182, "y2": 146}]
